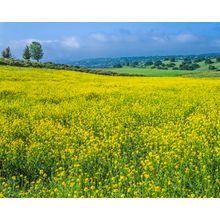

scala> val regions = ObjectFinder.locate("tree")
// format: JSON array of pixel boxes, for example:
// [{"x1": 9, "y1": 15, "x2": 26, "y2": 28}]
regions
[
  {"x1": 113, "y1": 63, "x2": 122, "y2": 68},
  {"x1": 1, "y1": 47, "x2": 12, "y2": 58},
  {"x1": 205, "y1": 59, "x2": 214, "y2": 65},
  {"x1": 216, "y1": 55, "x2": 220, "y2": 62},
  {"x1": 167, "y1": 62, "x2": 176, "y2": 68},
  {"x1": 29, "y1": 42, "x2": 44, "y2": 62},
  {"x1": 23, "y1": 45, "x2": 31, "y2": 60},
  {"x1": 169, "y1": 57, "x2": 176, "y2": 62},
  {"x1": 183, "y1": 58, "x2": 192, "y2": 64},
  {"x1": 179, "y1": 62, "x2": 200, "y2": 70},
  {"x1": 209, "y1": 65, "x2": 216, "y2": 70},
  {"x1": 131, "y1": 61, "x2": 139, "y2": 67},
  {"x1": 154, "y1": 60, "x2": 163, "y2": 66},
  {"x1": 145, "y1": 61, "x2": 153, "y2": 66},
  {"x1": 194, "y1": 57, "x2": 205, "y2": 63}
]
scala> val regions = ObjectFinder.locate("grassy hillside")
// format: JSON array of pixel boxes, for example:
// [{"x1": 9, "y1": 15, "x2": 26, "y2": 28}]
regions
[
  {"x1": 0, "y1": 66, "x2": 220, "y2": 198},
  {"x1": 98, "y1": 60, "x2": 220, "y2": 77},
  {"x1": 98, "y1": 67, "x2": 191, "y2": 77}
]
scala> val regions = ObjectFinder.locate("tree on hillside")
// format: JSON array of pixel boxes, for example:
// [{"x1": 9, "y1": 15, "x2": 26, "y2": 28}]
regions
[
  {"x1": 23, "y1": 45, "x2": 31, "y2": 60},
  {"x1": 154, "y1": 60, "x2": 163, "y2": 66},
  {"x1": 216, "y1": 55, "x2": 220, "y2": 62},
  {"x1": 1, "y1": 47, "x2": 12, "y2": 58},
  {"x1": 194, "y1": 57, "x2": 205, "y2": 63},
  {"x1": 145, "y1": 61, "x2": 153, "y2": 66},
  {"x1": 113, "y1": 63, "x2": 122, "y2": 68},
  {"x1": 209, "y1": 65, "x2": 216, "y2": 70},
  {"x1": 205, "y1": 59, "x2": 214, "y2": 65},
  {"x1": 167, "y1": 62, "x2": 176, "y2": 68},
  {"x1": 169, "y1": 57, "x2": 176, "y2": 62},
  {"x1": 131, "y1": 61, "x2": 139, "y2": 67},
  {"x1": 29, "y1": 42, "x2": 44, "y2": 62},
  {"x1": 183, "y1": 58, "x2": 192, "y2": 64}
]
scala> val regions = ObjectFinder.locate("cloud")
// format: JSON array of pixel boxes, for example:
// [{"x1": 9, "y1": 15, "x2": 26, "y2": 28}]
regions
[
  {"x1": 111, "y1": 31, "x2": 139, "y2": 43},
  {"x1": 89, "y1": 31, "x2": 139, "y2": 45},
  {"x1": 213, "y1": 39, "x2": 220, "y2": 47},
  {"x1": 61, "y1": 37, "x2": 80, "y2": 49},
  {"x1": 90, "y1": 33, "x2": 108, "y2": 42},
  {"x1": 10, "y1": 38, "x2": 58, "y2": 48},
  {"x1": 26, "y1": 39, "x2": 57, "y2": 44},
  {"x1": 175, "y1": 33, "x2": 198, "y2": 43},
  {"x1": 151, "y1": 33, "x2": 199, "y2": 45},
  {"x1": 151, "y1": 36, "x2": 167, "y2": 44}
]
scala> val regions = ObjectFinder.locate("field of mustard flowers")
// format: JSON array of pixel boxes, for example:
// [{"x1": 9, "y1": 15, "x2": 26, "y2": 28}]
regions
[{"x1": 0, "y1": 66, "x2": 220, "y2": 198}]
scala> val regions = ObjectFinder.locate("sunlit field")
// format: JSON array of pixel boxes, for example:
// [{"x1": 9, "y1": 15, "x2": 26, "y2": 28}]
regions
[
  {"x1": 0, "y1": 66, "x2": 219, "y2": 198},
  {"x1": 98, "y1": 66, "x2": 220, "y2": 77}
]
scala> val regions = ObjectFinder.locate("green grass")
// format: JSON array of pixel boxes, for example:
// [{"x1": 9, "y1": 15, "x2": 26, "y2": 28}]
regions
[
  {"x1": 98, "y1": 61, "x2": 220, "y2": 77},
  {"x1": 98, "y1": 67, "x2": 189, "y2": 77}
]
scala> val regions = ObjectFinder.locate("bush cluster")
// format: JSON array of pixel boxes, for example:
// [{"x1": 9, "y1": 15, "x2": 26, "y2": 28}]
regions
[{"x1": 179, "y1": 62, "x2": 200, "y2": 70}]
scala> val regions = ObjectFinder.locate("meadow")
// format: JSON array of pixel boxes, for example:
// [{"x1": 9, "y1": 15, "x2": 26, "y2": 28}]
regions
[
  {"x1": 98, "y1": 66, "x2": 220, "y2": 77},
  {"x1": 0, "y1": 66, "x2": 220, "y2": 198},
  {"x1": 98, "y1": 59, "x2": 220, "y2": 77},
  {"x1": 98, "y1": 67, "x2": 189, "y2": 77}
]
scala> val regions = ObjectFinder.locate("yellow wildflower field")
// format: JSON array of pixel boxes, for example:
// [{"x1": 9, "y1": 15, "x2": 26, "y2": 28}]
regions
[{"x1": 0, "y1": 66, "x2": 219, "y2": 198}]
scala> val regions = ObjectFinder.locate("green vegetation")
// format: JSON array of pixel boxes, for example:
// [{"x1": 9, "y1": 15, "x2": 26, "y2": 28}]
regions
[
  {"x1": 98, "y1": 67, "x2": 190, "y2": 77},
  {"x1": 1, "y1": 40, "x2": 220, "y2": 78},
  {"x1": 98, "y1": 67, "x2": 220, "y2": 77},
  {"x1": 98, "y1": 58, "x2": 220, "y2": 77},
  {"x1": 72, "y1": 54, "x2": 219, "y2": 68},
  {"x1": 22, "y1": 46, "x2": 31, "y2": 60},
  {"x1": 1, "y1": 47, "x2": 12, "y2": 59},
  {"x1": 29, "y1": 42, "x2": 44, "y2": 62},
  {"x1": 0, "y1": 57, "x2": 145, "y2": 77}
]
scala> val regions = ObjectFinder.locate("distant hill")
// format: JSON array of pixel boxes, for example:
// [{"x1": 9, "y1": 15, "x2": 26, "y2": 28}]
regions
[{"x1": 71, "y1": 53, "x2": 220, "y2": 68}]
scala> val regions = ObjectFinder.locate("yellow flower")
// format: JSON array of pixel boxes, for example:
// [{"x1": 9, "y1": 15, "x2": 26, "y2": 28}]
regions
[
  {"x1": 144, "y1": 174, "x2": 150, "y2": 179},
  {"x1": 59, "y1": 171, "x2": 65, "y2": 177},
  {"x1": 120, "y1": 194, "x2": 125, "y2": 198}
]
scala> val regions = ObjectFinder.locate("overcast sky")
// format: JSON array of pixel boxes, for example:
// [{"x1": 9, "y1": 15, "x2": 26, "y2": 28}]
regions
[{"x1": 1, "y1": 22, "x2": 220, "y2": 61}]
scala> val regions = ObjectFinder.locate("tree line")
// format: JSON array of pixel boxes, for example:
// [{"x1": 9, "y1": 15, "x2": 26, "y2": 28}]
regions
[
  {"x1": 1, "y1": 41, "x2": 44, "y2": 62},
  {"x1": 112, "y1": 56, "x2": 220, "y2": 71},
  {"x1": 1, "y1": 41, "x2": 143, "y2": 77}
]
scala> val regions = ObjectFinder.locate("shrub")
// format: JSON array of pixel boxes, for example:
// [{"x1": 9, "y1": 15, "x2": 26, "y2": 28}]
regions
[
  {"x1": 167, "y1": 62, "x2": 176, "y2": 68},
  {"x1": 145, "y1": 61, "x2": 153, "y2": 66},
  {"x1": 154, "y1": 60, "x2": 163, "y2": 66},
  {"x1": 113, "y1": 64, "x2": 123, "y2": 68},
  {"x1": 209, "y1": 65, "x2": 216, "y2": 70},
  {"x1": 179, "y1": 63, "x2": 200, "y2": 70},
  {"x1": 205, "y1": 59, "x2": 214, "y2": 65},
  {"x1": 216, "y1": 55, "x2": 220, "y2": 62}
]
